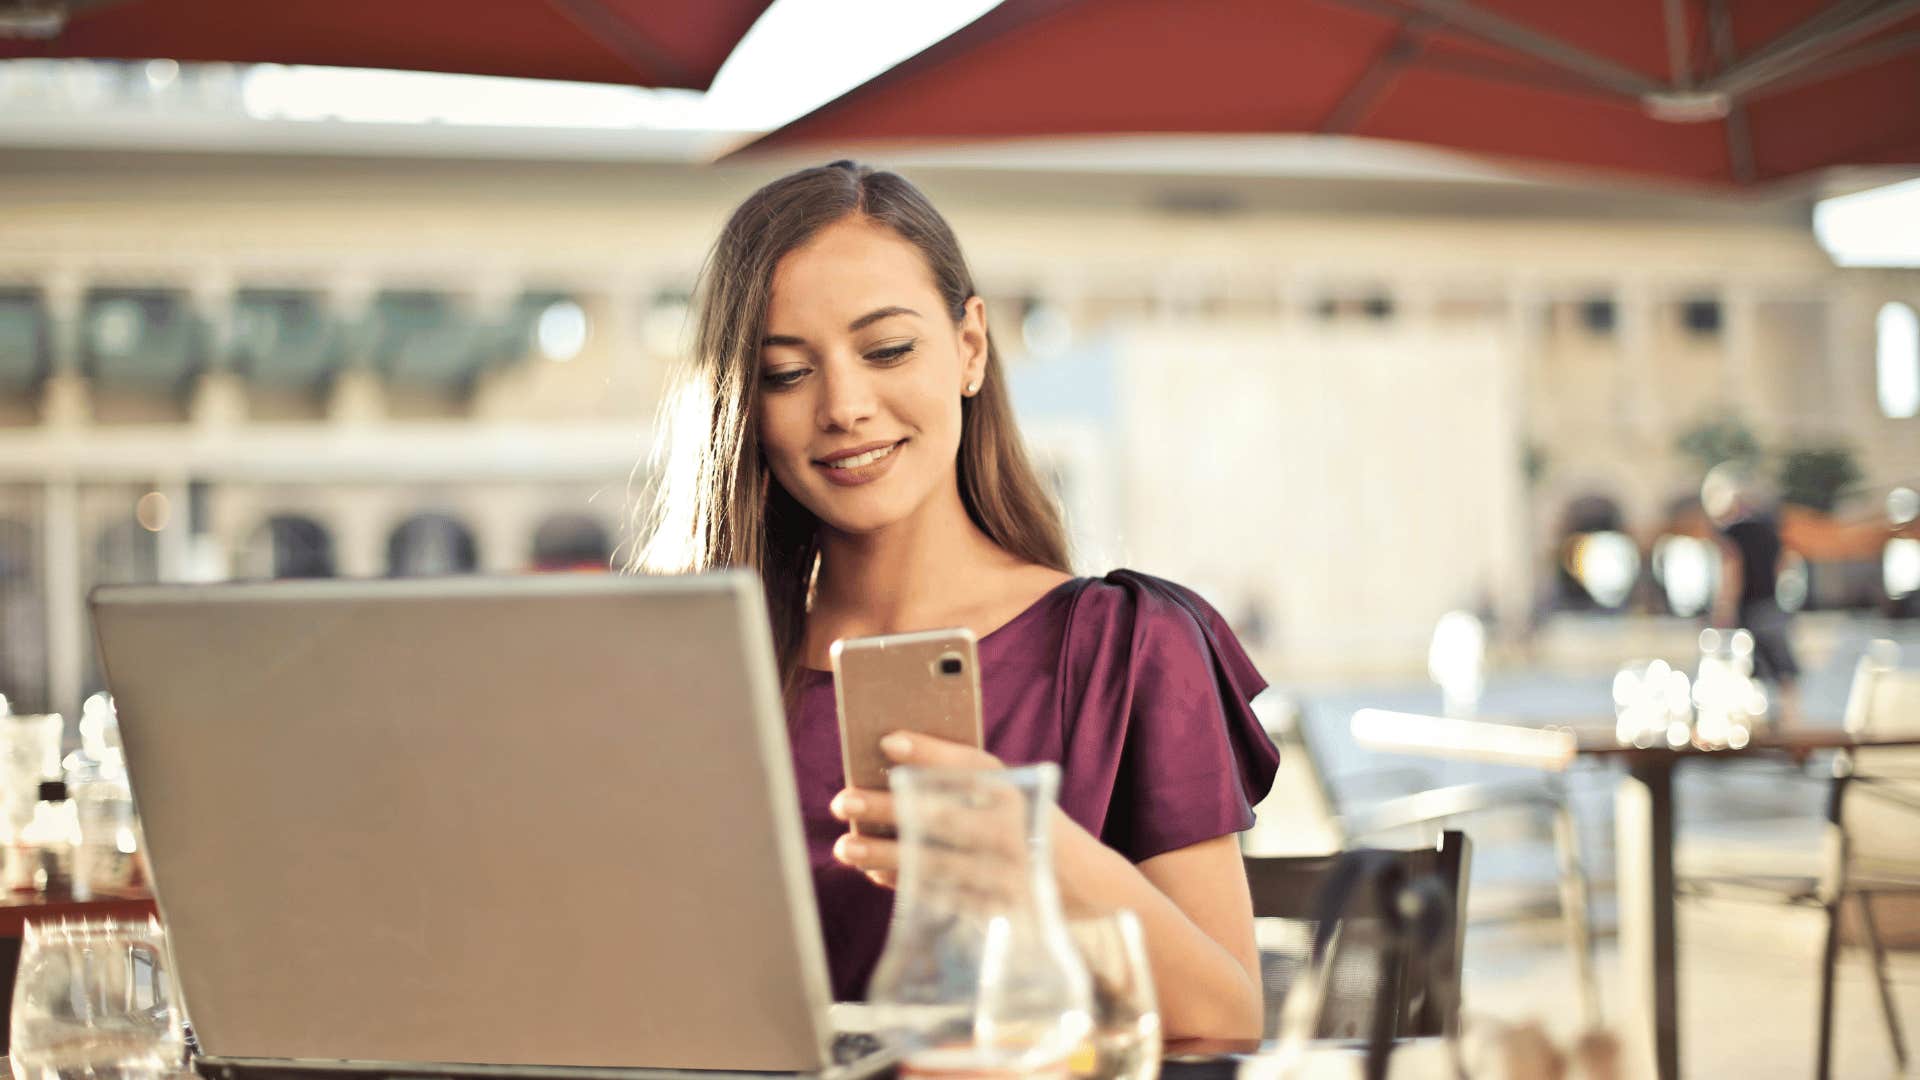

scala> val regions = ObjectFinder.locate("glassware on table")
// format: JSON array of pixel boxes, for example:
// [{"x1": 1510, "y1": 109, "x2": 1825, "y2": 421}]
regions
[
  {"x1": 1066, "y1": 911, "x2": 1161, "y2": 1080},
  {"x1": 64, "y1": 698, "x2": 142, "y2": 899},
  {"x1": 1611, "y1": 659, "x2": 1692, "y2": 749},
  {"x1": 3, "y1": 714, "x2": 66, "y2": 893},
  {"x1": 1692, "y1": 628, "x2": 1763, "y2": 749},
  {"x1": 867, "y1": 763, "x2": 1092, "y2": 1079},
  {"x1": 9, "y1": 918, "x2": 186, "y2": 1080}
]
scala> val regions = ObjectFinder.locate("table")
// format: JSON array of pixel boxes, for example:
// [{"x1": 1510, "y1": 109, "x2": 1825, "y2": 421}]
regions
[{"x1": 1350, "y1": 709, "x2": 1920, "y2": 1080}]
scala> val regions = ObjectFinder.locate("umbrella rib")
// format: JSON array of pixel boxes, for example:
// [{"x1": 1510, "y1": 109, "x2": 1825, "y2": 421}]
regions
[
  {"x1": 1320, "y1": 13, "x2": 1437, "y2": 133},
  {"x1": 1411, "y1": 0, "x2": 1664, "y2": 96},
  {"x1": 1316, "y1": 0, "x2": 1645, "y2": 99},
  {"x1": 542, "y1": 0, "x2": 697, "y2": 88},
  {"x1": 1743, "y1": 29, "x2": 1920, "y2": 101},
  {"x1": 1412, "y1": 52, "x2": 1628, "y2": 101},
  {"x1": 1708, "y1": 0, "x2": 1755, "y2": 184},
  {"x1": 1663, "y1": 0, "x2": 1694, "y2": 88},
  {"x1": 1706, "y1": 0, "x2": 1920, "y2": 98}
]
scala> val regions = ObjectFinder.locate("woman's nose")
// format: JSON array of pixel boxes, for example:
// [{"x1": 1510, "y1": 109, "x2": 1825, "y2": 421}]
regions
[{"x1": 816, "y1": 358, "x2": 877, "y2": 432}]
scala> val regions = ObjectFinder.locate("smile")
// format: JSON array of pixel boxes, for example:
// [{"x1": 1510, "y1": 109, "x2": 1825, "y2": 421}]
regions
[
  {"x1": 824, "y1": 443, "x2": 898, "y2": 470},
  {"x1": 814, "y1": 439, "x2": 906, "y2": 487}
]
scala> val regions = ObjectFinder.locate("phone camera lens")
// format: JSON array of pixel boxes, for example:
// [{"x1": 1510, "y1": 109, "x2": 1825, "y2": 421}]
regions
[{"x1": 937, "y1": 655, "x2": 964, "y2": 676}]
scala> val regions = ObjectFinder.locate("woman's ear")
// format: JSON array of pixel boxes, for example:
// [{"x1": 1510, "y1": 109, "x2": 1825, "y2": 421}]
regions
[{"x1": 958, "y1": 296, "x2": 989, "y2": 394}]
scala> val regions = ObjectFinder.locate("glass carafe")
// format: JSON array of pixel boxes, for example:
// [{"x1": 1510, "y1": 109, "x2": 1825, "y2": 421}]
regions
[{"x1": 868, "y1": 763, "x2": 1092, "y2": 1078}]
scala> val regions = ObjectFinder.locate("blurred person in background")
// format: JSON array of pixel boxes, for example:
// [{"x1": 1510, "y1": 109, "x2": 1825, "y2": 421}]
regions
[
  {"x1": 633, "y1": 161, "x2": 1277, "y2": 1039},
  {"x1": 1704, "y1": 464, "x2": 1801, "y2": 725}
]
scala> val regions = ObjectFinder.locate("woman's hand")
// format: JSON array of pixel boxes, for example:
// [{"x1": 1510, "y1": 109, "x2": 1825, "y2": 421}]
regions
[
  {"x1": 829, "y1": 731, "x2": 1003, "y2": 888},
  {"x1": 829, "y1": 732, "x2": 1110, "y2": 906},
  {"x1": 830, "y1": 730, "x2": 1261, "y2": 1037}
]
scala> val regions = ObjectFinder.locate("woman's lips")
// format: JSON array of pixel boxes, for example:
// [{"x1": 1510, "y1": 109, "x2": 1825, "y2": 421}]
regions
[{"x1": 815, "y1": 439, "x2": 906, "y2": 487}]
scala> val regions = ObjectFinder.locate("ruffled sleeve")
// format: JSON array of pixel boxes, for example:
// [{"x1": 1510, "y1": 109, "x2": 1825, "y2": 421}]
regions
[{"x1": 1054, "y1": 570, "x2": 1281, "y2": 862}]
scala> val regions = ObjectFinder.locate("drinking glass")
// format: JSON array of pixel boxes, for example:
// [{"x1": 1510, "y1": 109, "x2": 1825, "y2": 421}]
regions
[
  {"x1": 9, "y1": 918, "x2": 186, "y2": 1080},
  {"x1": 1067, "y1": 911, "x2": 1161, "y2": 1080}
]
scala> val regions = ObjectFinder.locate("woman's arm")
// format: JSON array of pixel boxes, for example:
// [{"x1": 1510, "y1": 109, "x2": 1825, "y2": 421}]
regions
[
  {"x1": 1055, "y1": 828, "x2": 1264, "y2": 1039},
  {"x1": 829, "y1": 731, "x2": 1265, "y2": 1040}
]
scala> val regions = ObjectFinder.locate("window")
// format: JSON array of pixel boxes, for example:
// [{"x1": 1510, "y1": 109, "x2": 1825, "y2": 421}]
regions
[
  {"x1": 242, "y1": 515, "x2": 336, "y2": 579},
  {"x1": 388, "y1": 513, "x2": 477, "y2": 577},
  {"x1": 1681, "y1": 299, "x2": 1721, "y2": 336},
  {"x1": 531, "y1": 514, "x2": 611, "y2": 572},
  {"x1": 1878, "y1": 301, "x2": 1919, "y2": 419},
  {"x1": 1579, "y1": 298, "x2": 1616, "y2": 335}
]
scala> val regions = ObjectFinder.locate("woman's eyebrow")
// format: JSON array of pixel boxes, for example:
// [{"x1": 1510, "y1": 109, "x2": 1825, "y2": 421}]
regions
[
  {"x1": 761, "y1": 306, "x2": 921, "y2": 349},
  {"x1": 847, "y1": 305, "x2": 919, "y2": 332}
]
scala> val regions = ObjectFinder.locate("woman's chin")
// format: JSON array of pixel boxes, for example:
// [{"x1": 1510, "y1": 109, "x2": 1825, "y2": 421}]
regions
[
  {"x1": 806, "y1": 490, "x2": 918, "y2": 538},
  {"x1": 815, "y1": 508, "x2": 908, "y2": 538}
]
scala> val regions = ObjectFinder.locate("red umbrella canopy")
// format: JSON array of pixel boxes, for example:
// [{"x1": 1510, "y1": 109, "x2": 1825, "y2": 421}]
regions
[
  {"x1": 0, "y1": 0, "x2": 775, "y2": 90},
  {"x1": 736, "y1": 0, "x2": 1920, "y2": 186}
]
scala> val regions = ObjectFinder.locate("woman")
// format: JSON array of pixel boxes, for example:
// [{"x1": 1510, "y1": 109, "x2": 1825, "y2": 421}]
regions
[{"x1": 634, "y1": 162, "x2": 1278, "y2": 1039}]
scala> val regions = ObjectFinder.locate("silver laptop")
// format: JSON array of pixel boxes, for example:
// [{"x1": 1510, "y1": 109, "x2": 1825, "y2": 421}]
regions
[{"x1": 90, "y1": 572, "x2": 886, "y2": 1080}]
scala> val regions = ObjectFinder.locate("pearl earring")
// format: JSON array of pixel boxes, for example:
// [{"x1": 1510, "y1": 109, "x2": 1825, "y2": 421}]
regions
[{"x1": 965, "y1": 380, "x2": 981, "y2": 395}]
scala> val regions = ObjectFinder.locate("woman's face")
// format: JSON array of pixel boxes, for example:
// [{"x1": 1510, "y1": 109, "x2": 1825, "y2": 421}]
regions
[{"x1": 756, "y1": 216, "x2": 988, "y2": 536}]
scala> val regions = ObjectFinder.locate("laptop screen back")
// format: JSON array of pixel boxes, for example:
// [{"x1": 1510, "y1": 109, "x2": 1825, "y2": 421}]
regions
[{"x1": 91, "y1": 572, "x2": 833, "y2": 1072}]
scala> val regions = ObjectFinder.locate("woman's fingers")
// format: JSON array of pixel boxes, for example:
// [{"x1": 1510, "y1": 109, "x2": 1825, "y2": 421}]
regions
[
  {"x1": 880, "y1": 731, "x2": 1003, "y2": 770},
  {"x1": 833, "y1": 832, "x2": 899, "y2": 876},
  {"x1": 830, "y1": 787, "x2": 896, "y2": 828}
]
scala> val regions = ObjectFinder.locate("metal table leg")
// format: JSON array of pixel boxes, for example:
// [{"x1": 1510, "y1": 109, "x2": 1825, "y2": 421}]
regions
[{"x1": 1617, "y1": 757, "x2": 1679, "y2": 1080}]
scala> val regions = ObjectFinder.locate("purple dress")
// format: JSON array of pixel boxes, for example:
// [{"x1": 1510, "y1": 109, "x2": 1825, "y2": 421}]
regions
[{"x1": 787, "y1": 569, "x2": 1281, "y2": 1000}]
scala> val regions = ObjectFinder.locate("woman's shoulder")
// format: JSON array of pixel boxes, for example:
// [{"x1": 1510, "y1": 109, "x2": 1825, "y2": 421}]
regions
[
  {"x1": 1060, "y1": 570, "x2": 1258, "y2": 678},
  {"x1": 1063, "y1": 569, "x2": 1233, "y2": 635}
]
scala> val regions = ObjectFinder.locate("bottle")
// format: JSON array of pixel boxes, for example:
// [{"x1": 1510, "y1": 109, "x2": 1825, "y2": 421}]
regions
[
  {"x1": 3, "y1": 713, "x2": 63, "y2": 893},
  {"x1": 20, "y1": 781, "x2": 80, "y2": 898},
  {"x1": 867, "y1": 763, "x2": 1092, "y2": 1079},
  {"x1": 66, "y1": 694, "x2": 142, "y2": 898},
  {"x1": 71, "y1": 758, "x2": 139, "y2": 899}
]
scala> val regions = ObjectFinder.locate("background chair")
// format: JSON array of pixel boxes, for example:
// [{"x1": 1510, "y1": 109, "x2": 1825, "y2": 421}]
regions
[
  {"x1": 1817, "y1": 646, "x2": 1920, "y2": 1078},
  {"x1": 1243, "y1": 830, "x2": 1470, "y2": 1041},
  {"x1": 1244, "y1": 691, "x2": 1600, "y2": 1026},
  {"x1": 1677, "y1": 643, "x2": 1919, "y2": 1079}
]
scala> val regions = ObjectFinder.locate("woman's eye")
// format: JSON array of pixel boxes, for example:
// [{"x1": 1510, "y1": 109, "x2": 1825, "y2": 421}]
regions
[
  {"x1": 866, "y1": 342, "x2": 916, "y2": 364},
  {"x1": 762, "y1": 368, "x2": 808, "y2": 389}
]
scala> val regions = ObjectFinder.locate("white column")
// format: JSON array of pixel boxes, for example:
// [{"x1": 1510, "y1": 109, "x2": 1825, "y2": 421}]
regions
[
  {"x1": 187, "y1": 268, "x2": 246, "y2": 428},
  {"x1": 1824, "y1": 283, "x2": 1873, "y2": 426},
  {"x1": 460, "y1": 273, "x2": 521, "y2": 341},
  {"x1": 42, "y1": 477, "x2": 81, "y2": 719},
  {"x1": 596, "y1": 278, "x2": 649, "y2": 413},
  {"x1": 1498, "y1": 280, "x2": 1549, "y2": 635},
  {"x1": 1616, "y1": 279, "x2": 1659, "y2": 441},
  {"x1": 1278, "y1": 270, "x2": 1321, "y2": 336},
  {"x1": 153, "y1": 474, "x2": 194, "y2": 583},
  {"x1": 470, "y1": 490, "x2": 533, "y2": 575},
  {"x1": 457, "y1": 275, "x2": 523, "y2": 421},
  {"x1": 37, "y1": 270, "x2": 90, "y2": 428},
  {"x1": 1152, "y1": 271, "x2": 1193, "y2": 327},
  {"x1": 1720, "y1": 283, "x2": 1761, "y2": 424},
  {"x1": 325, "y1": 274, "x2": 385, "y2": 425},
  {"x1": 332, "y1": 493, "x2": 391, "y2": 579},
  {"x1": 1391, "y1": 277, "x2": 1438, "y2": 336}
]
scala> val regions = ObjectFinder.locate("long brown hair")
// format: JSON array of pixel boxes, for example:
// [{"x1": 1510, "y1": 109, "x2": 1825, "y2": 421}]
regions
[{"x1": 630, "y1": 161, "x2": 1070, "y2": 699}]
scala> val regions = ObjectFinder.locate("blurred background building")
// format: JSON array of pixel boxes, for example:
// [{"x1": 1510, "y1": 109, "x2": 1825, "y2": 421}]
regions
[{"x1": 0, "y1": 56, "x2": 1917, "y2": 720}]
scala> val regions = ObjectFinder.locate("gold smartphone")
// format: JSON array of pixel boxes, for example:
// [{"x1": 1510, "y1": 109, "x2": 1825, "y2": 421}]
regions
[{"x1": 830, "y1": 627, "x2": 984, "y2": 838}]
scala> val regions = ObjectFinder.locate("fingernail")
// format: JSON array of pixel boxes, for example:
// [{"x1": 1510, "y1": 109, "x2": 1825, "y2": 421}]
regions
[
  {"x1": 835, "y1": 793, "x2": 866, "y2": 817},
  {"x1": 838, "y1": 837, "x2": 867, "y2": 861},
  {"x1": 881, "y1": 732, "x2": 913, "y2": 758}
]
